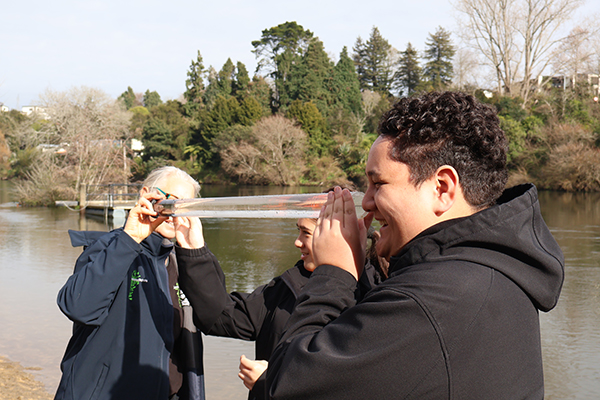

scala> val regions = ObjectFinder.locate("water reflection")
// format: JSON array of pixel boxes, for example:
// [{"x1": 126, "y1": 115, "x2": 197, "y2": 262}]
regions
[
  {"x1": 0, "y1": 184, "x2": 599, "y2": 399},
  {"x1": 537, "y1": 190, "x2": 600, "y2": 399}
]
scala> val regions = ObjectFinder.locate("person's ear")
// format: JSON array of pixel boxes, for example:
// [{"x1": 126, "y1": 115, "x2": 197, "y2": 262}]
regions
[
  {"x1": 432, "y1": 165, "x2": 459, "y2": 216},
  {"x1": 140, "y1": 187, "x2": 150, "y2": 196}
]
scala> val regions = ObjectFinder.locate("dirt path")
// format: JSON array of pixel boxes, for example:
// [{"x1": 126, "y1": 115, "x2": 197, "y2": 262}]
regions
[{"x1": 0, "y1": 356, "x2": 52, "y2": 400}]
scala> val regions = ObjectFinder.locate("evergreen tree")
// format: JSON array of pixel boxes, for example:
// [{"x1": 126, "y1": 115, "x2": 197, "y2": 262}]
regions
[
  {"x1": 423, "y1": 26, "x2": 455, "y2": 90},
  {"x1": 184, "y1": 51, "x2": 206, "y2": 110},
  {"x1": 286, "y1": 100, "x2": 332, "y2": 157},
  {"x1": 233, "y1": 61, "x2": 251, "y2": 99},
  {"x1": 217, "y1": 58, "x2": 235, "y2": 97},
  {"x1": 143, "y1": 90, "x2": 162, "y2": 109},
  {"x1": 395, "y1": 43, "x2": 422, "y2": 96},
  {"x1": 237, "y1": 97, "x2": 263, "y2": 126},
  {"x1": 119, "y1": 87, "x2": 139, "y2": 110},
  {"x1": 331, "y1": 46, "x2": 362, "y2": 114},
  {"x1": 352, "y1": 27, "x2": 395, "y2": 94},
  {"x1": 202, "y1": 67, "x2": 220, "y2": 109},
  {"x1": 202, "y1": 96, "x2": 242, "y2": 139},
  {"x1": 142, "y1": 118, "x2": 175, "y2": 162},
  {"x1": 285, "y1": 39, "x2": 334, "y2": 115},
  {"x1": 248, "y1": 76, "x2": 273, "y2": 116},
  {"x1": 252, "y1": 21, "x2": 314, "y2": 111}
]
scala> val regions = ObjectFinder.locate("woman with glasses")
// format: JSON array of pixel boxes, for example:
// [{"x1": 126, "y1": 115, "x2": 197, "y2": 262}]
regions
[{"x1": 55, "y1": 166, "x2": 205, "y2": 400}]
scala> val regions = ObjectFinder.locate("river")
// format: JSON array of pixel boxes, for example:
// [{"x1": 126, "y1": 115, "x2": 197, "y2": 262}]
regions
[{"x1": 0, "y1": 181, "x2": 598, "y2": 399}]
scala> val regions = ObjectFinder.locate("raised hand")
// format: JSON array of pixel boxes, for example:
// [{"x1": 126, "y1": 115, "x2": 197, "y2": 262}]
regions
[
  {"x1": 174, "y1": 216, "x2": 205, "y2": 249},
  {"x1": 312, "y1": 187, "x2": 372, "y2": 280},
  {"x1": 124, "y1": 192, "x2": 167, "y2": 243}
]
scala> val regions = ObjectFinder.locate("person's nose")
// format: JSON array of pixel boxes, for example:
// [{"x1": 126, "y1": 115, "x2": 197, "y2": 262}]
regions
[
  {"x1": 294, "y1": 236, "x2": 303, "y2": 249},
  {"x1": 362, "y1": 187, "x2": 375, "y2": 212}
]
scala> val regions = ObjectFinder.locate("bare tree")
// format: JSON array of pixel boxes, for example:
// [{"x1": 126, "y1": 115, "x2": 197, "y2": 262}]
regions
[
  {"x1": 452, "y1": 47, "x2": 484, "y2": 91},
  {"x1": 454, "y1": 0, "x2": 584, "y2": 103},
  {"x1": 454, "y1": 0, "x2": 521, "y2": 94},
  {"x1": 217, "y1": 115, "x2": 307, "y2": 185},
  {"x1": 552, "y1": 26, "x2": 596, "y2": 76},
  {"x1": 37, "y1": 87, "x2": 132, "y2": 196}
]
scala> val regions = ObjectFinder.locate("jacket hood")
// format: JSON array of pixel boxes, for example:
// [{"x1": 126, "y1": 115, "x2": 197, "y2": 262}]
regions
[{"x1": 389, "y1": 183, "x2": 564, "y2": 312}]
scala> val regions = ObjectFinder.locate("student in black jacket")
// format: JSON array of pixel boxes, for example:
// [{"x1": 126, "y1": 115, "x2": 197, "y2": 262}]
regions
[
  {"x1": 264, "y1": 92, "x2": 565, "y2": 400},
  {"x1": 174, "y1": 212, "x2": 381, "y2": 399}
]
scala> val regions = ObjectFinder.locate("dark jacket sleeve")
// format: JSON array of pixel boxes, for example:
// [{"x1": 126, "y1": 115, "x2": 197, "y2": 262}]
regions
[
  {"x1": 265, "y1": 265, "x2": 443, "y2": 400},
  {"x1": 176, "y1": 245, "x2": 269, "y2": 340},
  {"x1": 57, "y1": 230, "x2": 142, "y2": 326}
]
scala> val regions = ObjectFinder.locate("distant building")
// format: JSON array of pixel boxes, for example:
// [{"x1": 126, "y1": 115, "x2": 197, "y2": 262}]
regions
[
  {"x1": 21, "y1": 105, "x2": 49, "y2": 118},
  {"x1": 533, "y1": 73, "x2": 600, "y2": 96},
  {"x1": 131, "y1": 138, "x2": 144, "y2": 157},
  {"x1": 0, "y1": 103, "x2": 8, "y2": 112}
]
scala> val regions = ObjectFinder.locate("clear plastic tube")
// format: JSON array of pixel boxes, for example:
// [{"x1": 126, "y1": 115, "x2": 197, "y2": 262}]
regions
[{"x1": 153, "y1": 192, "x2": 365, "y2": 219}]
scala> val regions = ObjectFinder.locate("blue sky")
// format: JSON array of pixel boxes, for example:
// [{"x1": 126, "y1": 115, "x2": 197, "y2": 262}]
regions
[{"x1": 1, "y1": 0, "x2": 598, "y2": 109}]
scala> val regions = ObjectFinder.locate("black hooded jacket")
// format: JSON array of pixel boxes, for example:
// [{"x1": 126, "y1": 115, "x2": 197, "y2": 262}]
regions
[
  {"x1": 265, "y1": 184, "x2": 564, "y2": 400},
  {"x1": 176, "y1": 244, "x2": 380, "y2": 399}
]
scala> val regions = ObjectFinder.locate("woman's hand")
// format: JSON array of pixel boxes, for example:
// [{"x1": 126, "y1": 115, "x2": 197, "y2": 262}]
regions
[
  {"x1": 238, "y1": 355, "x2": 268, "y2": 390},
  {"x1": 124, "y1": 192, "x2": 167, "y2": 243},
  {"x1": 174, "y1": 216, "x2": 205, "y2": 249}
]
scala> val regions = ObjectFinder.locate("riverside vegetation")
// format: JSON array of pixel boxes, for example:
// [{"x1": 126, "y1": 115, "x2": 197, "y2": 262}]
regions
[{"x1": 0, "y1": 18, "x2": 599, "y2": 206}]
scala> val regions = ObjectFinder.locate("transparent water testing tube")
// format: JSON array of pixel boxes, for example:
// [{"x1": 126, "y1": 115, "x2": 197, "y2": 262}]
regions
[{"x1": 153, "y1": 191, "x2": 365, "y2": 219}]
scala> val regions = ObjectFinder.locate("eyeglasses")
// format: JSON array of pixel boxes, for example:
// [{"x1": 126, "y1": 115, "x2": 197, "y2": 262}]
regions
[{"x1": 153, "y1": 187, "x2": 180, "y2": 200}]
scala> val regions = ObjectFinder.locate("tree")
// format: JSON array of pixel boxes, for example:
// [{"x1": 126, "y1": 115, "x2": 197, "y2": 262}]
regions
[
  {"x1": 143, "y1": 90, "x2": 162, "y2": 109},
  {"x1": 217, "y1": 58, "x2": 236, "y2": 97},
  {"x1": 286, "y1": 100, "x2": 332, "y2": 157},
  {"x1": 119, "y1": 86, "x2": 142, "y2": 109},
  {"x1": 233, "y1": 61, "x2": 251, "y2": 99},
  {"x1": 142, "y1": 118, "x2": 175, "y2": 162},
  {"x1": 184, "y1": 50, "x2": 206, "y2": 110},
  {"x1": 455, "y1": 0, "x2": 584, "y2": 104},
  {"x1": 452, "y1": 48, "x2": 482, "y2": 91},
  {"x1": 27, "y1": 87, "x2": 132, "y2": 201},
  {"x1": 202, "y1": 66, "x2": 220, "y2": 109},
  {"x1": 552, "y1": 25, "x2": 597, "y2": 77},
  {"x1": 395, "y1": 42, "x2": 422, "y2": 96},
  {"x1": 352, "y1": 27, "x2": 396, "y2": 94},
  {"x1": 215, "y1": 115, "x2": 307, "y2": 185},
  {"x1": 285, "y1": 39, "x2": 334, "y2": 114},
  {"x1": 423, "y1": 27, "x2": 455, "y2": 90},
  {"x1": 252, "y1": 21, "x2": 314, "y2": 110},
  {"x1": 330, "y1": 47, "x2": 362, "y2": 114}
]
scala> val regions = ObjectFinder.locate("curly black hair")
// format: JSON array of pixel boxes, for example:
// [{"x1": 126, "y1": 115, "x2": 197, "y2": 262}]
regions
[{"x1": 378, "y1": 91, "x2": 508, "y2": 208}]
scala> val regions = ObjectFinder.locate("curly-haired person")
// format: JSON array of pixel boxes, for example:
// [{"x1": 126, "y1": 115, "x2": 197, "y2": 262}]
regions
[{"x1": 265, "y1": 92, "x2": 565, "y2": 400}]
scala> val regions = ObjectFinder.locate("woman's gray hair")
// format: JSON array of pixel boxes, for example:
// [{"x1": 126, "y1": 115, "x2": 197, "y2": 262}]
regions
[{"x1": 142, "y1": 166, "x2": 201, "y2": 197}]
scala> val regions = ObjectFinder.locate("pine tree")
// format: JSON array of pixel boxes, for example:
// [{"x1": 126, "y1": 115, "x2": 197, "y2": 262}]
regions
[
  {"x1": 423, "y1": 26, "x2": 455, "y2": 90},
  {"x1": 352, "y1": 27, "x2": 395, "y2": 94},
  {"x1": 233, "y1": 62, "x2": 251, "y2": 99},
  {"x1": 119, "y1": 87, "x2": 139, "y2": 110},
  {"x1": 217, "y1": 58, "x2": 235, "y2": 97},
  {"x1": 143, "y1": 90, "x2": 162, "y2": 109},
  {"x1": 184, "y1": 51, "x2": 206, "y2": 111},
  {"x1": 285, "y1": 39, "x2": 333, "y2": 115},
  {"x1": 332, "y1": 46, "x2": 362, "y2": 114},
  {"x1": 395, "y1": 43, "x2": 422, "y2": 96},
  {"x1": 252, "y1": 21, "x2": 314, "y2": 111}
]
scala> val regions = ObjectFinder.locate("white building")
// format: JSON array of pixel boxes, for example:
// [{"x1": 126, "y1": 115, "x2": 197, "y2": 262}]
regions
[
  {"x1": 21, "y1": 105, "x2": 48, "y2": 118},
  {"x1": 0, "y1": 103, "x2": 8, "y2": 112}
]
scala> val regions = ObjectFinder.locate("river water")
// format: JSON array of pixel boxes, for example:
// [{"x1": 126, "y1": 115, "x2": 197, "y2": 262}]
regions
[{"x1": 0, "y1": 181, "x2": 598, "y2": 399}]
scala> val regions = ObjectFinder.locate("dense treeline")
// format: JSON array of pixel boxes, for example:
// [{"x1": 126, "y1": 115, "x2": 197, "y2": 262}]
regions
[{"x1": 1, "y1": 19, "x2": 599, "y2": 205}]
